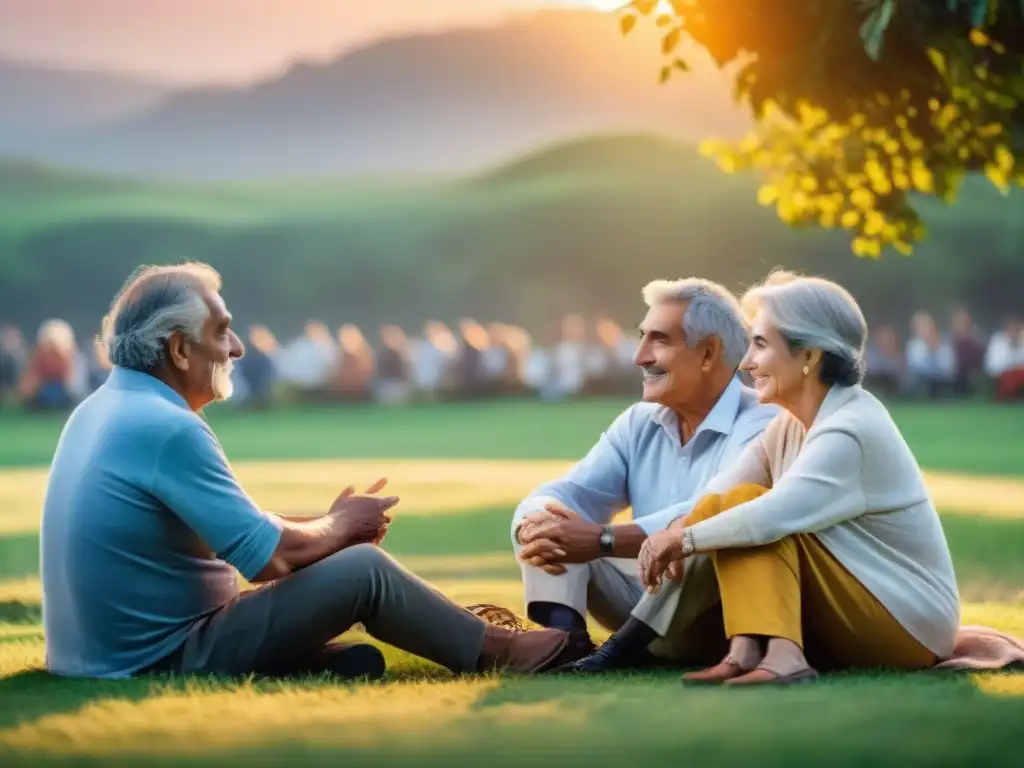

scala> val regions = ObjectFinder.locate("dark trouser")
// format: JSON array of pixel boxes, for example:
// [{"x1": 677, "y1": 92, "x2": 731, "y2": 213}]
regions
[{"x1": 148, "y1": 544, "x2": 487, "y2": 677}]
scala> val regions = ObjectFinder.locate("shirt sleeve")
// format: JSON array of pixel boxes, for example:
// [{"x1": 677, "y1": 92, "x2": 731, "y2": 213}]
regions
[
  {"x1": 150, "y1": 421, "x2": 284, "y2": 580},
  {"x1": 511, "y1": 408, "x2": 632, "y2": 540},
  {"x1": 633, "y1": 413, "x2": 774, "y2": 536},
  {"x1": 686, "y1": 429, "x2": 865, "y2": 551}
]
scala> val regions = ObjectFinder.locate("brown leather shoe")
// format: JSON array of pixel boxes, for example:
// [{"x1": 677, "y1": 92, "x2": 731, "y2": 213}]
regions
[
  {"x1": 466, "y1": 603, "x2": 532, "y2": 632},
  {"x1": 680, "y1": 660, "x2": 747, "y2": 685},
  {"x1": 478, "y1": 624, "x2": 570, "y2": 674},
  {"x1": 724, "y1": 666, "x2": 819, "y2": 686}
]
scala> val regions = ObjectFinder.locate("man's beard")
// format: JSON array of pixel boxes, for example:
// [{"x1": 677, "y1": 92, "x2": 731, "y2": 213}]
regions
[{"x1": 211, "y1": 360, "x2": 235, "y2": 402}]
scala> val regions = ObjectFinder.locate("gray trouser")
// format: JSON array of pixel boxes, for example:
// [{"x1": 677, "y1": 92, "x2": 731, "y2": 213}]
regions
[
  {"x1": 518, "y1": 547, "x2": 727, "y2": 662},
  {"x1": 150, "y1": 544, "x2": 487, "y2": 677}
]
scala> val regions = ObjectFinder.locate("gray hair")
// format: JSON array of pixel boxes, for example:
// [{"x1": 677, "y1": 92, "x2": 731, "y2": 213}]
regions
[
  {"x1": 641, "y1": 278, "x2": 749, "y2": 368},
  {"x1": 99, "y1": 262, "x2": 221, "y2": 372},
  {"x1": 741, "y1": 270, "x2": 867, "y2": 385}
]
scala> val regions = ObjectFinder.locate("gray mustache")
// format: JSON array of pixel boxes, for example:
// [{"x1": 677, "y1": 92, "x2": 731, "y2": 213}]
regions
[{"x1": 642, "y1": 366, "x2": 667, "y2": 376}]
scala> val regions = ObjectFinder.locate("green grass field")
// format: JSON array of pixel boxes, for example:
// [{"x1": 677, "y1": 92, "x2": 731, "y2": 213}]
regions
[{"x1": 1, "y1": 399, "x2": 1023, "y2": 765}]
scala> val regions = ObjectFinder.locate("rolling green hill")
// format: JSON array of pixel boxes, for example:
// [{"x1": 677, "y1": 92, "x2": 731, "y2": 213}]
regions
[{"x1": 1, "y1": 134, "x2": 1022, "y2": 339}]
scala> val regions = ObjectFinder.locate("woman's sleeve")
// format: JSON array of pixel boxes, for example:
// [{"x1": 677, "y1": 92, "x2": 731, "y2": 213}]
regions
[{"x1": 686, "y1": 430, "x2": 865, "y2": 551}]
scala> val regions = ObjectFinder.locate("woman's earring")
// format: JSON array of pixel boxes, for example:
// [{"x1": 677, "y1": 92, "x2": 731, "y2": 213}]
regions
[{"x1": 803, "y1": 365, "x2": 810, "y2": 376}]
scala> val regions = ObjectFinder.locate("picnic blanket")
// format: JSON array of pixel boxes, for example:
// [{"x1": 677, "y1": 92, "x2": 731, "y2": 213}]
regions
[{"x1": 936, "y1": 625, "x2": 1024, "y2": 671}]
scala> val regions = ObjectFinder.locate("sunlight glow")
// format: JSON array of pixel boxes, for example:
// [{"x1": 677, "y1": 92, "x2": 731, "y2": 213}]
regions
[{"x1": 557, "y1": 0, "x2": 674, "y2": 11}]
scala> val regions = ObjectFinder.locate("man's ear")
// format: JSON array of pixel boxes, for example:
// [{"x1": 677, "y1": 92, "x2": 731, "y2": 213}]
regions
[
  {"x1": 701, "y1": 335, "x2": 722, "y2": 372},
  {"x1": 166, "y1": 330, "x2": 191, "y2": 372}
]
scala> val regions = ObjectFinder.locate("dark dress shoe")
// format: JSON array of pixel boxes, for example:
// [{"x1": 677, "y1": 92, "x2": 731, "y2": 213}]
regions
[
  {"x1": 267, "y1": 642, "x2": 387, "y2": 681},
  {"x1": 311, "y1": 643, "x2": 388, "y2": 681},
  {"x1": 549, "y1": 638, "x2": 658, "y2": 675}
]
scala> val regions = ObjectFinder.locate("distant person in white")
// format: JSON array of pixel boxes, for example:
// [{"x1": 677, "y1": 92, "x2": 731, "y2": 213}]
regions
[
  {"x1": 568, "y1": 271, "x2": 962, "y2": 685},
  {"x1": 500, "y1": 279, "x2": 777, "y2": 666}
]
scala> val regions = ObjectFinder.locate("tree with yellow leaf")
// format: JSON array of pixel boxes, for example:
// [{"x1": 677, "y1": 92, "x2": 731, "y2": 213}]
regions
[{"x1": 620, "y1": 0, "x2": 1024, "y2": 255}]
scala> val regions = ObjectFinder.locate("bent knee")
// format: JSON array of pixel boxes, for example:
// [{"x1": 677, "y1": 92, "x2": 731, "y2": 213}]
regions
[
  {"x1": 328, "y1": 543, "x2": 392, "y2": 573},
  {"x1": 721, "y1": 483, "x2": 770, "y2": 507},
  {"x1": 685, "y1": 484, "x2": 771, "y2": 527}
]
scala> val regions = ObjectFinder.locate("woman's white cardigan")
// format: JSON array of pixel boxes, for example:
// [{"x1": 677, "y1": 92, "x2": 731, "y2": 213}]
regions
[{"x1": 688, "y1": 384, "x2": 961, "y2": 657}]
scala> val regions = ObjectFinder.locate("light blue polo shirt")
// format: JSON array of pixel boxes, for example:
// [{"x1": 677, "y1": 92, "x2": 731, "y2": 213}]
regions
[
  {"x1": 40, "y1": 367, "x2": 283, "y2": 679},
  {"x1": 512, "y1": 375, "x2": 779, "y2": 537}
]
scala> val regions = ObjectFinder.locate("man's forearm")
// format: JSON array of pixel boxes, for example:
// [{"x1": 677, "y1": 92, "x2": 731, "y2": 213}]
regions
[
  {"x1": 610, "y1": 523, "x2": 647, "y2": 558},
  {"x1": 252, "y1": 518, "x2": 347, "y2": 582}
]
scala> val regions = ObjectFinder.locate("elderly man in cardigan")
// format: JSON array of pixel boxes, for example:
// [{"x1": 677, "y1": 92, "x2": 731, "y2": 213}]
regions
[
  {"x1": 40, "y1": 262, "x2": 570, "y2": 681},
  {"x1": 506, "y1": 278, "x2": 778, "y2": 665}
]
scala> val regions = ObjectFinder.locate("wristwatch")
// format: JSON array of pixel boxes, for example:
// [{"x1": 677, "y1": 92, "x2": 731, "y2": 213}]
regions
[
  {"x1": 598, "y1": 525, "x2": 615, "y2": 556},
  {"x1": 680, "y1": 527, "x2": 696, "y2": 557}
]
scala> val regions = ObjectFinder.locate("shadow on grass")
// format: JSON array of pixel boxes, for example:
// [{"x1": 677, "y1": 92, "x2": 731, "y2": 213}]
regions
[
  {"x1": 0, "y1": 661, "x2": 449, "y2": 733},
  {"x1": 0, "y1": 532, "x2": 40, "y2": 582},
  {"x1": 2, "y1": 661, "x2": 1023, "y2": 767},
  {"x1": 0, "y1": 669, "x2": 168, "y2": 729},
  {"x1": 0, "y1": 600, "x2": 41, "y2": 625}
]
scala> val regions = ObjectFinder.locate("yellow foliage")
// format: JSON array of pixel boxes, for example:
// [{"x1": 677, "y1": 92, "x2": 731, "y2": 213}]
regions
[
  {"x1": 776, "y1": 198, "x2": 797, "y2": 223},
  {"x1": 910, "y1": 161, "x2": 934, "y2": 193},
  {"x1": 756, "y1": 184, "x2": 779, "y2": 205},
  {"x1": 850, "y1": 187, "x2": 875, "y2": 209},
  {"x1": 697, "y1": 139, "x2": 726, "y2": 157},
  {"x1": 994, "y1": 145, "x2": 1014, "y2": 173},
  {"x1": 852, "y1": 237, "x2": 881, "y2": 258},
  {"x1": 716, "y1": 155, "x2": 738, "y2": 173},
  {"x1": 800, "y1": 175, "x2": 818, "y2": 192},
  {"x1": 985, "y1": 165, "x2": 1011, "y2": 194},
  {"x1": 864, "y1": 211, "x2": 886, "y2": 236}
]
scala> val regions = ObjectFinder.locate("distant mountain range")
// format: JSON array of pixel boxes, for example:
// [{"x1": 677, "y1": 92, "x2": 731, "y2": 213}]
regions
[
  {"x1": 0, "y1": 10, "x2": 750, "y2": 179},
  {"x1": 1, "y1": 133, "x2": 1020, "y2": 337},
  {"x1": 0, "y1": 59, "x2": 170, "y2": 148}
]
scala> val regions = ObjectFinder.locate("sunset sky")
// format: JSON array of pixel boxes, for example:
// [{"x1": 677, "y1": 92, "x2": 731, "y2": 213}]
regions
[{"x1": 0, "y1": 0, "x2": 634, "y2": 85}]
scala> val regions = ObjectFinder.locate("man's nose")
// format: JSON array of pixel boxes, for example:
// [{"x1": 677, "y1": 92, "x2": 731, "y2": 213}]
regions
[
  {"x1": 633, "y1": 343, "x2": 652, "y2": 367},
  {"x1": 230, "y1": 331, "x2": 245, "y2": 358}
]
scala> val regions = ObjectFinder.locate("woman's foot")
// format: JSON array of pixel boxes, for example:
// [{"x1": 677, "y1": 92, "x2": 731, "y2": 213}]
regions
[
  {"x1": 681, "y1": 635, "x2": 763, "y2": 685},
  {"x1": 724, "y1": 637, "x2": 817, "y2": 686}
]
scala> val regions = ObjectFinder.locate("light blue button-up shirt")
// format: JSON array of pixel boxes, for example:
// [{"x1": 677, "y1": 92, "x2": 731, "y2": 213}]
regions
[
  {"x1": 512, "y1": 376, "x2": 778, "y2": 537},
  {"x1": 40, "y1": 367, "x2": 283, "y2": 679}
]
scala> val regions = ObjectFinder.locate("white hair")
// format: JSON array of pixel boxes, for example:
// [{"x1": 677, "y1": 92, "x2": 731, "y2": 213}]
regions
[
  {"x1": 641, "y1": 277, "x2": 749, "y2": 368},
  {"x1": 741, "y1": 270, "x2": 867, "y2": 385},
  {"x1": 99, "y1": 262, "x2": 221, "y2": 372}
]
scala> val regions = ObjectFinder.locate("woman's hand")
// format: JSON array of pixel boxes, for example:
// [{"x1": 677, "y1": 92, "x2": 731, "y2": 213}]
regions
[{"x1": 638, "y1": 529, "x2": 685, "y2": 593}]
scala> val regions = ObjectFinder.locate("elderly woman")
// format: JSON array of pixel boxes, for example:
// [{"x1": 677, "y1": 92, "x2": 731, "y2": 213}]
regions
[{"x1": 561, "y1": 271, "x2": 962, "y2": 685}]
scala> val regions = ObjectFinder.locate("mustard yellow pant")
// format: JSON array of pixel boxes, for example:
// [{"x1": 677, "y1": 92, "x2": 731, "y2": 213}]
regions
[{"x1": 684, "y1": 483, "x2": 937, "y2": 671}]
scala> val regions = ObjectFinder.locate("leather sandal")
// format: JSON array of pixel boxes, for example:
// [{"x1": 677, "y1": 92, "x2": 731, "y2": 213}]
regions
[
  {"x1": 680, "y1": 658, "x2": 750, "y2": 685},
  {"x1": 724, "y1": 664, "x2": 819, "y2": 687}
]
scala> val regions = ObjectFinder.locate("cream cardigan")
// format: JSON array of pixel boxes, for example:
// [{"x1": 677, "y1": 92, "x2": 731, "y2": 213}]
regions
[{"x1": 687, "y1": 384, "x2": 962, "y2": 658}]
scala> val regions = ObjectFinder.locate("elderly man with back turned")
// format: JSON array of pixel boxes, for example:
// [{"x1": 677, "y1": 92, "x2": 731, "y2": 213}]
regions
[
  {"x1": 505, "y1": 278, "x2": 778, "y2": 670},
  {"x1": 40, "y1": 262, "x2": 570, "y2": 681}
]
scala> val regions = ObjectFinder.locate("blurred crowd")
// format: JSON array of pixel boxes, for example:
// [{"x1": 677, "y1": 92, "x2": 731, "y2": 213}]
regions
[{"x1": 1, "y1": 307, "x2": 1022, "y2": 413}]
